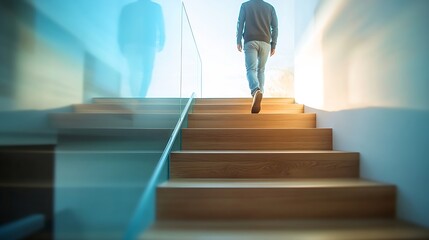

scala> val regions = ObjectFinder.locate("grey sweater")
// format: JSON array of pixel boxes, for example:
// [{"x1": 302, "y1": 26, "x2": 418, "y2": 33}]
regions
[{"x1": 236, "y1": 0, "x2": 278, "y2": 49}]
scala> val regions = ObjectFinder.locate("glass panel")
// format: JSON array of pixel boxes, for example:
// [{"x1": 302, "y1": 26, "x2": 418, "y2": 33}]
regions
[
  {"x1": 54, "y1": 107, "x2": 183, "y2": 240},
  {"x1": 181, "y1": 3, "x2": 202, "y2": 98},
  {"x1": 0, "y1": 0, "x2": 200, "y2": 239}
]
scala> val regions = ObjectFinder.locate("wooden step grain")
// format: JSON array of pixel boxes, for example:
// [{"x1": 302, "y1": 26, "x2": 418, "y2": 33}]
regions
[
  {"x1": 188, "y1": 113, "x2": 316, "y2": 129},
  {"x1": 141, "y1": 220, "x2": 429, "y2": 240},
  {"x1": 182, "y1": 128, "x2": 333, "y2": 151},
  {"x1": 157, "y1": 179, "x2": 396, "y2": 220},
  {"x1": 170, "y1": 151, "x2": 359, "y2": 179},
  {"x1": 195, "y1": 98, "x2": 295, "y2": 105},
  {"x1": 192, "y1": 104, "x2": 304, "y2": 114}
]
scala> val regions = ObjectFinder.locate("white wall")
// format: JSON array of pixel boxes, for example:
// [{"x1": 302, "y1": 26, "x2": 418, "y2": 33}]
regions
[
  {"x1": 295, "y1": 0, "x2": 429, "y2": 227},
  {"x1": 184, "y1": 0, "x2": 295, "y2": 98}
]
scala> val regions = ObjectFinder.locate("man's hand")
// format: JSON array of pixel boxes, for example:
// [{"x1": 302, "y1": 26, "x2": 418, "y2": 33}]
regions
[
  {"x1": 237, "y1": 44, "x2": 243, "y2": 52},
  {"x1": 271, "y1": 48, "x2": 276, "y2": 56}
]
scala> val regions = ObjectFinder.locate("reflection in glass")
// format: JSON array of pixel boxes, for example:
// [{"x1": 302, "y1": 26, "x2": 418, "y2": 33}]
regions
[{"x1": 118, "y1": 0, "x2": 165, "y2": 97}]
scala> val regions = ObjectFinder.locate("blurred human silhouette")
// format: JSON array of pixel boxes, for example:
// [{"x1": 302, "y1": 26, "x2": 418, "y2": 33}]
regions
[{"x1": 118, "y1": 0, "x2": 165, "y2": 97}]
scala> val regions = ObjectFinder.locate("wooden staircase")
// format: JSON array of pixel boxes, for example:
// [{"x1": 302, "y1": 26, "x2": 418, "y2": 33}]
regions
[{"x1": 141, "y1": 98, "x2": 429, "y2": 239}]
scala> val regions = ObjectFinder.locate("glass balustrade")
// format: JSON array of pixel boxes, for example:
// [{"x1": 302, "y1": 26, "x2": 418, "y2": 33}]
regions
[{"x1": 0, "y1": 1, "x2": 201, "y2": 239}]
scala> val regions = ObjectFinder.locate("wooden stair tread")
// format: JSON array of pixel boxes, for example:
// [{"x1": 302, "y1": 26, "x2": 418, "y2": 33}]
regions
[
  {"x1": 192, "y1": 103, "x2": 304, "y2": 114},
  {"x1": 195, "y1": 98, "x2": 295, "y2": 104},
  {"x1": 183, "y1": 127, "x2": 328, "y2": 130},
  {"x1": 188, "y1": 113, "x2": 314, "y2": 116},
  {"x1": 157, "y1": 179, "x2": 396, "y2": 220},
  {"x1": 159, "y1": 178, "x2": 392, "y2": 188},
  {"x1": 74, "y1": 102, "x2": 303, "y2": 114},
  {"x1": 194, "y1": 103, "x2": 300, "y2": 106},
  {"x1": 92, "y1": 98, "x2": 296, "y2": 104},
  {"x1": 141, "y1": 219, "x2": 429, "y2": 240},
  {"x1": 188, "y1": 113, "x2": 315, "y2": 122},
  {"x1": 172, "y1": 150, "x2": 356, "y2": 154}
]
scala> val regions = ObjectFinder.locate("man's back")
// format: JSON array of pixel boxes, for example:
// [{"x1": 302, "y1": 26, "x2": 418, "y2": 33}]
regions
[{"x1": 237, "y1": 0, "x2": 278, "y2": 48}]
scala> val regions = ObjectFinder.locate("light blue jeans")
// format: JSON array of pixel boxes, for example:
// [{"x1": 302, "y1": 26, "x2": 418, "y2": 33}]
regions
[{"x1": 244, "y1": 40, "x2": 271, "y2": 96}]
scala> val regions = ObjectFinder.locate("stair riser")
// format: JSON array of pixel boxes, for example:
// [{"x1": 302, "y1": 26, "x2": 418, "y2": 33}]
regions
[
  {"x1": 157, "y1": 187, "x2": 396, "y2": 220},
  {"x1": 182, "y1": 129, "x2": 333, "y2": 151},
  {"x1": 188, "y1": 114, "x2": 316, "y2": 129},
  {"x1": 170, "y1": 153, "x2": 359, "y2": 178}
]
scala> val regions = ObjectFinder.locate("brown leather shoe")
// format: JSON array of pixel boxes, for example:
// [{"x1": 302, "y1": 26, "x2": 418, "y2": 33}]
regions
[{"x1": 251, "y1": 90, "x2": 263, "y2": 114}]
